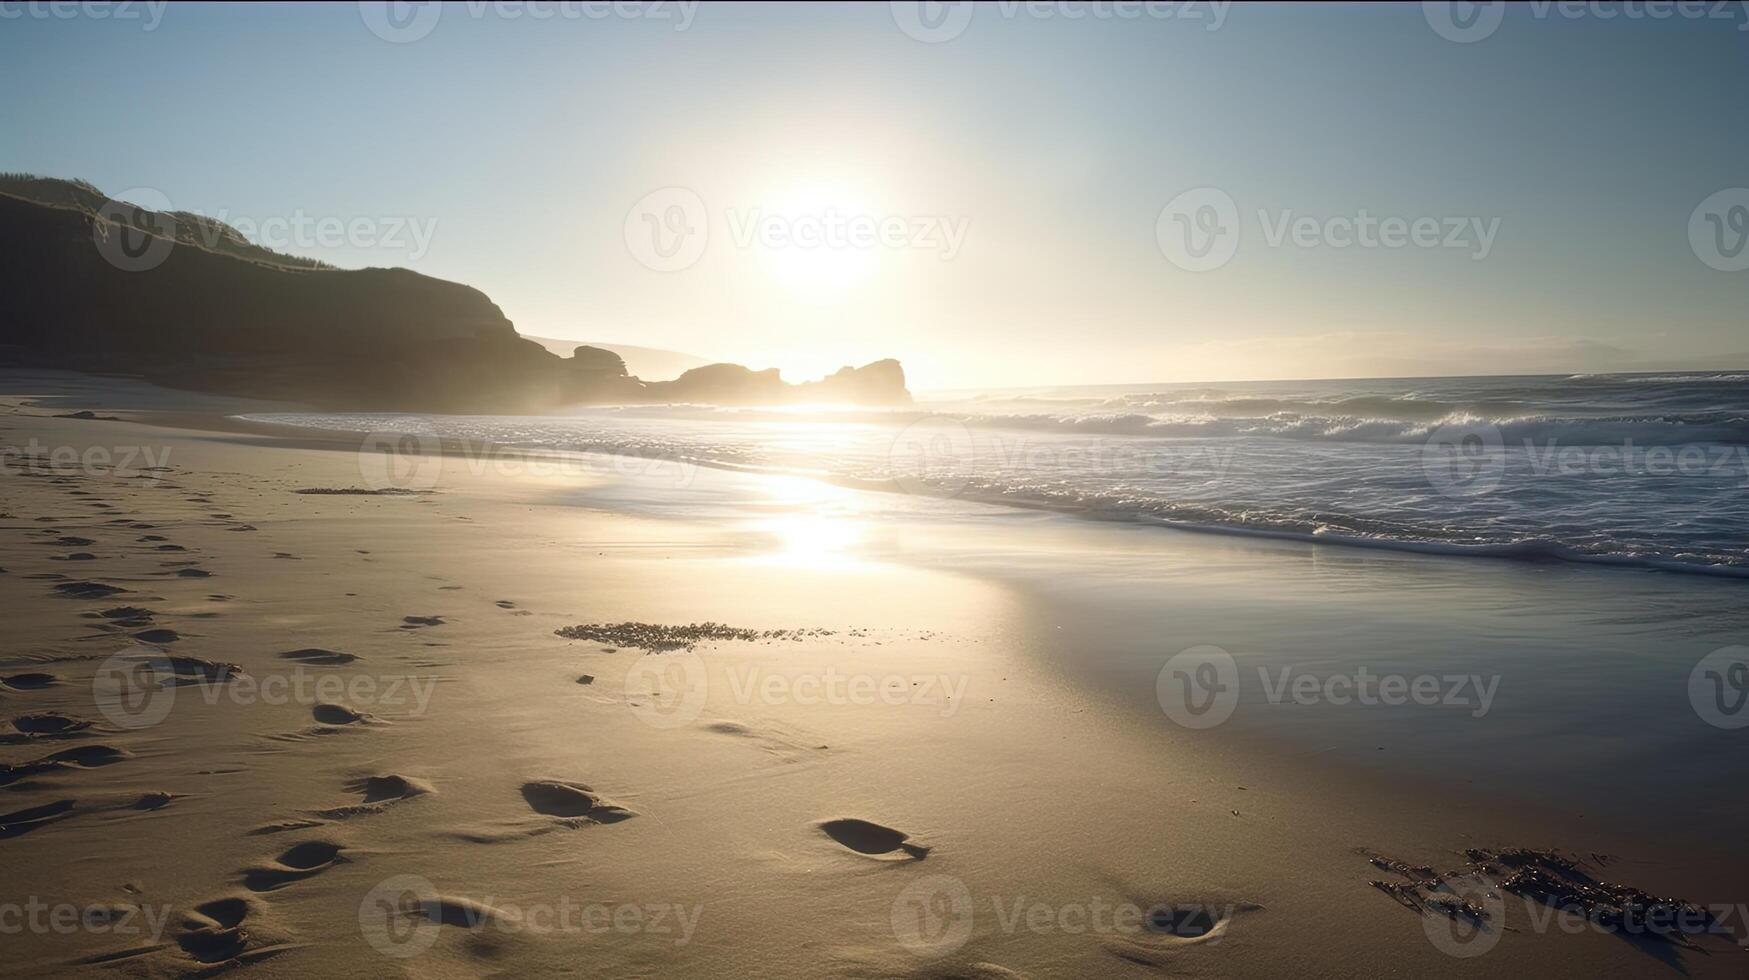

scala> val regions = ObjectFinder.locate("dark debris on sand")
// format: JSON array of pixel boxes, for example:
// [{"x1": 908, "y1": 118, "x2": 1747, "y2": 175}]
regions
[
  {"x1": 1364, "y1": 847, "x2": 1723, "y2": 946},
  {"x1": 553, "y1": 621, "x2": 837, "y2": 653}
]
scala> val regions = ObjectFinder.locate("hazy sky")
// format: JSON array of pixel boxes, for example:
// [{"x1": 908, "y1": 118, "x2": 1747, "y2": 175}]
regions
[{"x1": 3, "y1": 2, "x2": 1747, "y2": 389}]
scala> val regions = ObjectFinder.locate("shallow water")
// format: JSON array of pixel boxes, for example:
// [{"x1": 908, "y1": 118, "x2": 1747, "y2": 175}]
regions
[{"x1": 248, "y1": 371, "x2": 1749, "y2": 577}]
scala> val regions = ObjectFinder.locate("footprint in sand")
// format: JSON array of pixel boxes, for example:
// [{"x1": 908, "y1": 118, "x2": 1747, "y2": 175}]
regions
[
  {"x1": 400, "y1": 616, "x2": 446, "y2": 629},
  {"x1": 165, "y1": 895, "x2": 297, "y2": 968},
  {"x1": 52, "y1": 580, "x2": 127, "y2": 599},
  {"x1": 312, "y1": 703, "x2": 379, "y2": 726},
  {"x1": 0, "y1": 672, "x2": 61, "y2": 691},
  {"x1": 121, "y1": 654, "x2": 242, "y2": 687},
  {"x1": 241, "y1": 840, "x2": 348, "y2": 892},
  {"x1": 520, "y1": 780, "x2": 637, "y2": 824},
  {"x1": 0, "y1": 744, "x2": 130, "y2": 786},
  {"x1": 0, "y1": 791, "x2": 177, "y2": 838},
  {"x1": 817, "y1": 818, "x2": 931, "y2": 860},
  {"x1": 132, "y1": 628, "x2": 181, "y2": 644},
  {"x1": 1099, "y1": 899, "x2": 1262, "y2": 964},
  {"x1": 95, "y1": 605, "x2": 156, "y2": 629},
  {"x1": 705, "y1": 721, "x2": 830, "y2": 761},
  {"x1": 316, "y1": 774, "x2": 432, "y2": 818},
  {"x1": 5, "y1": 712, "x2": 93, "y2": 740},
  {"x1": 445, "y1": 781, "x2": 636, "y2": 843},
  {"x1": 279, "y1": 648, "x2": 360, "y2": 666},
  {"x1": 0, "y1": 798, "x2": 77, "y2": 838}
]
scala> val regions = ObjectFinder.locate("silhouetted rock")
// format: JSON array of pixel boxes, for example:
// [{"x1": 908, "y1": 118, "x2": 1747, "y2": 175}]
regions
[{"x1": 0, "y1": 177, "x2": 912, "y2": 411}]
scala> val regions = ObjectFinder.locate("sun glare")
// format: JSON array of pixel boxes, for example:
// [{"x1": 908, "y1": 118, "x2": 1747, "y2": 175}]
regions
[{"x1": 754, "y1": 185, "x2": 880, "y2": 302}]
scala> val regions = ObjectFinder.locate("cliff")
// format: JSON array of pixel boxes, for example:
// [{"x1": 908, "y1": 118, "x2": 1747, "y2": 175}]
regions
[{"x1": 0, "y1": 178, "x2": 911, "y2": 412}]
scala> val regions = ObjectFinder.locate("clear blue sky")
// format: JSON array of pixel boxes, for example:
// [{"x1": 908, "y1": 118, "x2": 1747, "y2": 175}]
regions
[{"x1": 3, "y1": 2, "x2": 1746, "y2": 387}]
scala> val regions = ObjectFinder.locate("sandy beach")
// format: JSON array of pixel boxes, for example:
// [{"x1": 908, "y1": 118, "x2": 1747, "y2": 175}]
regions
[{"x1": 1, "y1": 370, "x2": 1744, "y2": 979}]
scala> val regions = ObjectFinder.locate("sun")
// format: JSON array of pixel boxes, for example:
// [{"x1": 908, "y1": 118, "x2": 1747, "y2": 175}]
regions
[{"x1": 753, "y1": 184, "x2": 880, "y2": 303}]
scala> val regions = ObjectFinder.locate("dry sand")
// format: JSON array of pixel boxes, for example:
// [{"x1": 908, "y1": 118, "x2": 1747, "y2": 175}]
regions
[{"x1": 1, "y1": 372, "x2": 1745, "y2": 978}]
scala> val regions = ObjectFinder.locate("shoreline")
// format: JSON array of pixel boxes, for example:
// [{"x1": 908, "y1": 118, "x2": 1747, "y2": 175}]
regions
[{"x1": 3, "y1": 370, "x2": 1747, "y2": 976}]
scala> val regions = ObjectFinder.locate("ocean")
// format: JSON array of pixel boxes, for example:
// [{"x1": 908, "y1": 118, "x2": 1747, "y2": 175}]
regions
[{"x1": 245, "y1": 371, "x2": 1749, "y2": 577}]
